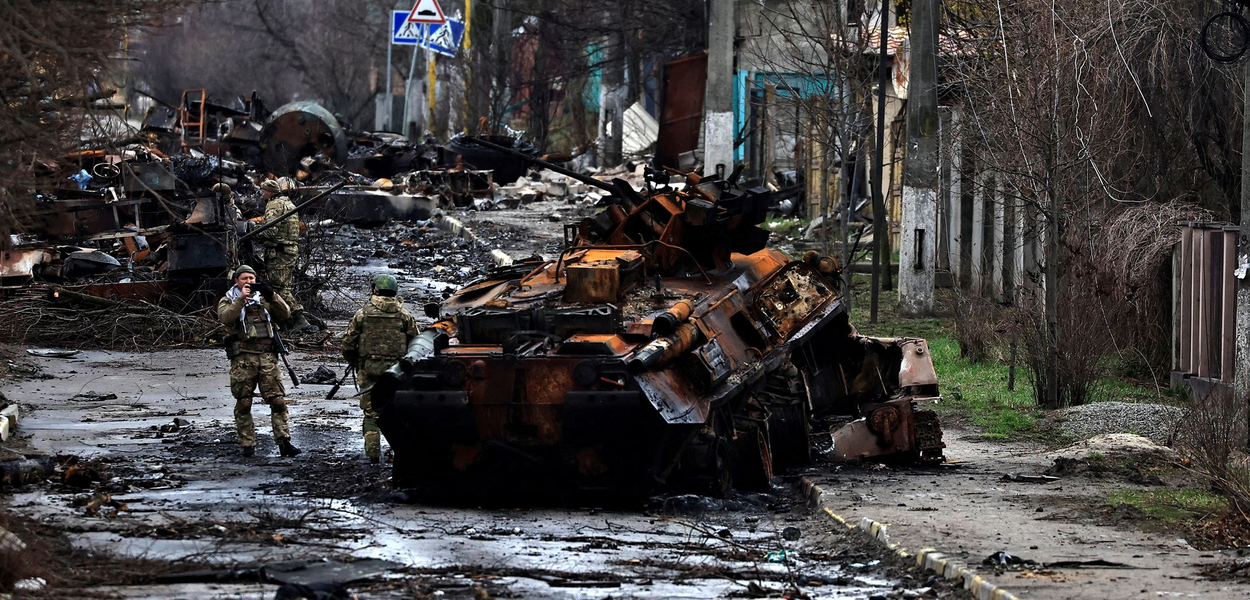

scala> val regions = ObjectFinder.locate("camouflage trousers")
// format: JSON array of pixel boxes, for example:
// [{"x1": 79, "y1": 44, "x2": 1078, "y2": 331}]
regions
[
  {"x1": 264, "y1": 245, "x2": 303, "y2": 313},
  {"x1": 356, "y1": 359, "x2": 394, "y2": 459},
  {"x1": 230, "y1": 352, "x2": 290, "y2": 447}
]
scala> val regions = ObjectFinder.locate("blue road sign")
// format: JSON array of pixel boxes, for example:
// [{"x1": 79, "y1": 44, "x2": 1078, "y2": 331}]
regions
[{"x1": 392, "y1": 10, "x2": 464, "y2": 57}]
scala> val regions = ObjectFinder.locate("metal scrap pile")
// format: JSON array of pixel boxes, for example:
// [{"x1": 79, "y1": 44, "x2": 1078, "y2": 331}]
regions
[{"x1": 0, "y1": 91, "x2": 549, "y2": 333}]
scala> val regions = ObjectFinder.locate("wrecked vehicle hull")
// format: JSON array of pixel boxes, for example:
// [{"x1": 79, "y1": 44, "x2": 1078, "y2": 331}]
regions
[
  {"x1": 371, "y1": 144, "x2": 943, "y2": 498},
  {"x1": 375, "y1": 258, "x2": 944, "y2": 498}
]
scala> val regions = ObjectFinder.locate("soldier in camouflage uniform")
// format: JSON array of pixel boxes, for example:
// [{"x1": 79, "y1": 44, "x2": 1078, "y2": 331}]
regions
[
  {"x1": 218, "y1": 264, "x2": 302, "y2": 458},
  {"x1": 341, "y1": 274, "x2": 419, "y2": 463},
  {"x1": 254, "y1": 178, "x2": 311, "y2": 332}
]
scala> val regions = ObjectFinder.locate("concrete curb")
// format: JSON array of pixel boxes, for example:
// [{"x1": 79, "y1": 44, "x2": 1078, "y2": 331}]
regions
[
  {"x1": 802, "y1": 476, "x2": 1024, "y2": 600},
  {"x1": 0, "y1": 404, "x2": 14, "y2": 442},
  {"x1": 436, "y1": 214, "x2": 515, "y2": 267}
]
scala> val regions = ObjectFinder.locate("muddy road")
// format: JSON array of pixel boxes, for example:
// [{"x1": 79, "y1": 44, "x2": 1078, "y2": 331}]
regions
[{"x1": 0, "y1": 348, "x2": 948, "y2": 599}]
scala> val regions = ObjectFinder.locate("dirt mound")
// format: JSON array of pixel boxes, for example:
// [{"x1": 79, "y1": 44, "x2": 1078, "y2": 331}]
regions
[{"x1": 1048, "y1": 433, "x2": 1178, "y2": 461}]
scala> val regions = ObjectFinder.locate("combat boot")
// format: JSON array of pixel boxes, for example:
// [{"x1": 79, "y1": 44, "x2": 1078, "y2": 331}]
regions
[
  {"x1": 277, "y1": 438, "x2": 302, "y2": 457},
  {"x1": 242, "y1": 446, "x2": 255, "y2": 457}
]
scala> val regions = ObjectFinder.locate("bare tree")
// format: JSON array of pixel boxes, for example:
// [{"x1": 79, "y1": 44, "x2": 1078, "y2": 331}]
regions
[
  {"x1": 740, "y1": 1, "x2": 889, "y2": 309},
  {"x1": 943, "y1": 0, "x2": 1237, "y2": 406}
]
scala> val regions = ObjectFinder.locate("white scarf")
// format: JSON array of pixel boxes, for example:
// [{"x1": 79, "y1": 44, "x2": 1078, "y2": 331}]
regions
[{"x1": 225, "y1": 285, "x2": 271, "y2": 327}]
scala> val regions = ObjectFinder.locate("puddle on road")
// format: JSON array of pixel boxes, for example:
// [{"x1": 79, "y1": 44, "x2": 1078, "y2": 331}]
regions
[{"x1": 2, "y1": 329, "x2": 908, "y2": 599}]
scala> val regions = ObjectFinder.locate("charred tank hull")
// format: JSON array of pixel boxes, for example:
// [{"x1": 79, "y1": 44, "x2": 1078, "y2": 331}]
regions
[{"x1": 370, "y1": 150, "x2": 944, "y2": 499}]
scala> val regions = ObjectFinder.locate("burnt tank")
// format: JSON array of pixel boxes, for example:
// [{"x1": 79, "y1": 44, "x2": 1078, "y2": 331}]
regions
[{"x1": 369, "y1": 140, "x2": 944, "y2": 498}]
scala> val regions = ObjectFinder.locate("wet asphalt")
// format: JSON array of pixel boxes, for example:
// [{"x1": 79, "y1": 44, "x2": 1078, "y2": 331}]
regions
[{"x1": 0, "y1": 348, "x2": 922, "y2": 599}]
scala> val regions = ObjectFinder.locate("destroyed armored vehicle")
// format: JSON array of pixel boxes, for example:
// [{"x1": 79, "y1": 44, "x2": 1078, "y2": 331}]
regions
[{"x1": 370, "y1": 141, "x2": 944, "y2": 497}]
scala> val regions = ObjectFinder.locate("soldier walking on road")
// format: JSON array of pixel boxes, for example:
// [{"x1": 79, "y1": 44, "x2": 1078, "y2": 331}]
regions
[
  {"x1": 255, "y1": 177, "x2": 312, "y2": 333},
  {"x1": 218, "y1": 264, "x2": 302, "y2": 458},
  {"x1": 341, "y1": 274, "x2": 419, "y2": 463}
]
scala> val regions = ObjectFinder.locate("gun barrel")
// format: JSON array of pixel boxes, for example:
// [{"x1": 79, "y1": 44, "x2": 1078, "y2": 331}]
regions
[
  {"x1": 400, "y1": 329, "x2": 450, "y2": 369},
  {"x1": 628, "y1": 321, "x2": 704, "y2": 372}
]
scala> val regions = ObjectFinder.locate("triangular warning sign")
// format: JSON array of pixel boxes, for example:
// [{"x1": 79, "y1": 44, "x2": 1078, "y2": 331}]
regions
[{"x1": 406, "y1": 0, "x2": 446, "y2": 24}]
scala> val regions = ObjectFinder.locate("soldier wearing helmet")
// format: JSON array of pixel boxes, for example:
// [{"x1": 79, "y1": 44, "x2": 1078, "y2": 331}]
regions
[
  {"x1": 217, "y1": 264, "x2": 301, "y2": 458},
  {"x1": 255, "y1": 177, "x2": 312, "y2": 333},
  {"x1": 341, "y1": 274, "x2": 419, "y2": 463}
]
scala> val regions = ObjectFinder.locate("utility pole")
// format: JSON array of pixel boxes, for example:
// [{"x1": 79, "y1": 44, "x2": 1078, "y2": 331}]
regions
[
  {"x1": 1237, "y1": 57, "x2": 1250, "y2": 447},
  {"x1": 704, "y1": 0, "x2": 735, "y2": 177},
  {"x1": 870, "y1": 0, "x2": 889, "y2": 323},
  {"x1": 490, "y1": 0, "x2": 511, "y2": 133},
  {"x1": 599, "y1": 11, "x2": 625, "y2": 167},
  {"x1": 898, "y1": 0, "x2": 939, "y2": 317}
]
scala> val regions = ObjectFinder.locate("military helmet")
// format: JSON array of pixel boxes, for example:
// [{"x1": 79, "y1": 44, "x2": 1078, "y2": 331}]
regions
[
  {"x1": 259, "y1": 179, "x2": 281, "y2": 193},
  {"x1": 211, "y1": 183, "x2": 232, "y2": 195},
  {"x1": 373, "y1": 274, "x2": 399, "y2": 293}
]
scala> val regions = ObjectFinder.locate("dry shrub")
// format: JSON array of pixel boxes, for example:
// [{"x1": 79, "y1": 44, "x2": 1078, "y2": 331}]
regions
[
  {"x1": 1017, "y1": 290, "x2": 1110, "y2": 408},
  {"x1": 0, "y1": 290, "x2": 220, "y2": 351},
  {"x1": 953, "y1": 290, "x2": 1002, "y2": 364},
  {"x1": 1178, "y1": 390, "x2": 1250, "y2": 518},
  {"x1": 1083, "y1": 202, "x2": 1214, "y2": 376}
]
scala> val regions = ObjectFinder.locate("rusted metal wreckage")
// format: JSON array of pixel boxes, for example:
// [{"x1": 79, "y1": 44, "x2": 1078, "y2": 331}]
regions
[
  {"x1": 2, "y1": 92, "x2": 538, "y2": 304},
  {"x1": 370, "y1": 139, "x2": 945, "y2": 498}
]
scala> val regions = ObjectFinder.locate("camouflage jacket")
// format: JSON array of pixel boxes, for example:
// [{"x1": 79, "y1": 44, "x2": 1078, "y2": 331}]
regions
[
  {"x1": 254, "y1": 195, "x2": 299, "y2": 248},
  {"x1": 342, "y1": 296, "x2": 419, "y2": 367},
  {"x1": 217, "y1": 288, "x2": 291, "y2": 354}
]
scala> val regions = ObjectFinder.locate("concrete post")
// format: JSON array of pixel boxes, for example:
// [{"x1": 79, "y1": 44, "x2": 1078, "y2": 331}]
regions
[
  {"x1": 870, "y1": 0, "x2": 891, "y2": 322},
  {"x1": 898, "y1": 0, "x2": 939, "y2": 316},
  {"x1": 992, "y1": 176, "x2": 1005, "y2": 300},
  {"x1": 703, "y1": 0, "x2": 735, "y2": 177},
  {"x1": 599, "y1": 15, "x2": 625, "y2": 167},
  {"x1": 946, "y1": 107, "x2": 962, "y2": 285},
  {"x1": 1238, "y1": 59, "x2": 1250, "y2": 445},
  {"x1": 970, "y1": 171, "x2": 985, "y2": 293}
]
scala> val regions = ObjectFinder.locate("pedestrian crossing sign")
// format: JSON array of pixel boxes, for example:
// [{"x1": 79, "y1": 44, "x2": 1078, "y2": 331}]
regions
[{"x1": 392, "y1": 11, "x2": 465, "y2": 58}]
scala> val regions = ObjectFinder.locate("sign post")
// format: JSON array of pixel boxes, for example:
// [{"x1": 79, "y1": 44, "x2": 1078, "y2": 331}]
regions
[
  {"x1": 407, "y1": 0, "x2": 447, "y2": 136},
  {"x1": 392, "y1": 2, "x2": 467, "y2": 137}
]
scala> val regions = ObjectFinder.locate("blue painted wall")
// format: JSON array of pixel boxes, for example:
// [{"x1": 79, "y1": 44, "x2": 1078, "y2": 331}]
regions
[{"x1": 733, "y1": 70, "x2": 836, "y2": 161}]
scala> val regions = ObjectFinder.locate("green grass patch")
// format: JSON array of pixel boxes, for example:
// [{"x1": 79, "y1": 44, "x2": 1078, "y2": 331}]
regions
[
  {"x1": 839, "y1": 276, "x2": 1169, "y2": 439},
  {"x1": 927, "y1": 336, "x2": 1038, "y2": 438},
  {"x1": 1107, "y1": 488, "x2": 1227, "y2": 524},
  {"x1": 764, "y1": 217, "x2": 808, "y2": 239},
  {"x1": 844, "y1": 282, "x2": 1037, "y2": 438}
]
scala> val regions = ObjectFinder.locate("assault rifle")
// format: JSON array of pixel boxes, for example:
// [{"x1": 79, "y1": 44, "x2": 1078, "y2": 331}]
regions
[
  {"x1": 326, "y1": 366, "x2": 355, "y2": 400},
  {"x1": 272, "y1": 330, "x2": 301, "y2": 387}
]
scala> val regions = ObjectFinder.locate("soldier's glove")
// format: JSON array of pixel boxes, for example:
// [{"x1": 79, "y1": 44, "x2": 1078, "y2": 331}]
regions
[{"x1": 252, "y1": 281, "x2": 275, "y2": 300}]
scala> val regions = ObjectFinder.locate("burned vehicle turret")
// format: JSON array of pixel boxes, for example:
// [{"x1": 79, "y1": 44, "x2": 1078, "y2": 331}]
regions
[{"x1": 369, "y1": 140, "x2": 944, "y2": 497}]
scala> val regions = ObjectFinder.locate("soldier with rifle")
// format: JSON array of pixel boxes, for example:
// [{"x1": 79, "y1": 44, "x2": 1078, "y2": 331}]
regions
[
  {"x1": 217, "y1": 264, "x2": 302, "y2": 458},
  {"x1": 341, "y1": 274, "x2": 419, "y2": 464}
]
